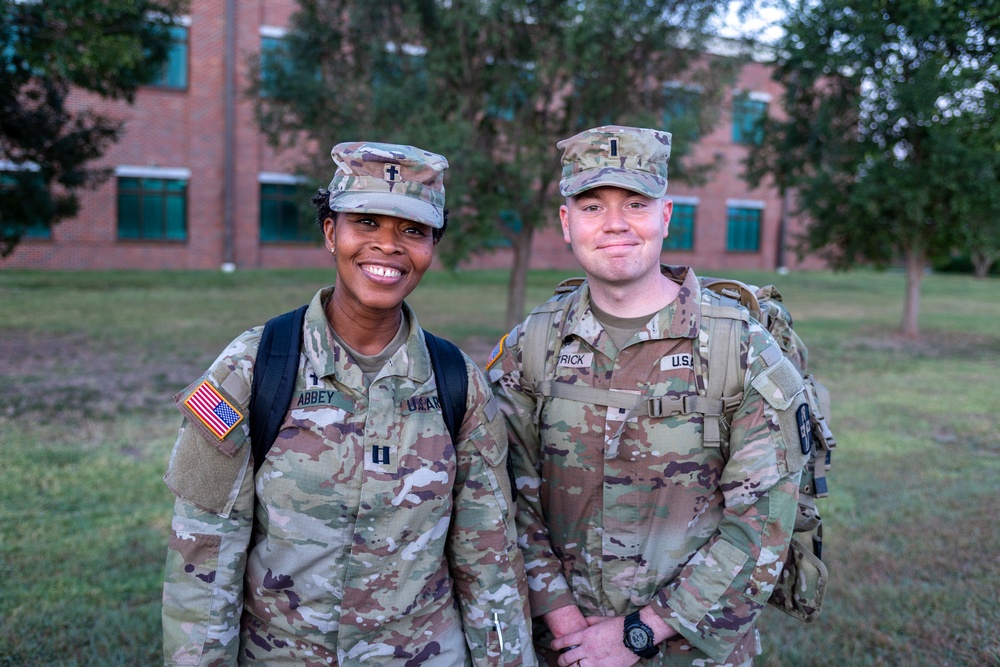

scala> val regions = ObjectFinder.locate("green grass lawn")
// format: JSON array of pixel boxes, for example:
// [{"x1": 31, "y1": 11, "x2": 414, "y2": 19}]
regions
[{"x1": 1, "y1": 267, "x2": 998, "y2": 666}]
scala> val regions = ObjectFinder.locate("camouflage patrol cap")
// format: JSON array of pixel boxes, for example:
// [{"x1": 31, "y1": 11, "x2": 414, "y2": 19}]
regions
[
  {"x1": 557, "y1": 125, "x2": 672, "y2": 198},
  {"x1": 328, "y1": 142, "x2": 449, "y2": 228}
]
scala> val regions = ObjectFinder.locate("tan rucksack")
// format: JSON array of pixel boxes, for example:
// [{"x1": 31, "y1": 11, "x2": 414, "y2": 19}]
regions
[{"x1": 519, "y1": 274, "x2": 835, "y2": 623}]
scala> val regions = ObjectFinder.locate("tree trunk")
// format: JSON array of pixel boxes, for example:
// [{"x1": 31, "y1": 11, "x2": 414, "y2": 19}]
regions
[
  {"x1": 971, "y1": 251, "x2": 994, "y2": 279},
  {"x1": 505, "y1": 226, "x2": 535, "y2": 331},
  {"x1": 902, "y1": 249, "x2": 925, "y2": 338}
]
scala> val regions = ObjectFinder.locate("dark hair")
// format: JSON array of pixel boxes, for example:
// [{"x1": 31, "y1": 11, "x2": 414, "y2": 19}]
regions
[{"x1": 312, "y1": 189, "x2": 447, "y2": 243}]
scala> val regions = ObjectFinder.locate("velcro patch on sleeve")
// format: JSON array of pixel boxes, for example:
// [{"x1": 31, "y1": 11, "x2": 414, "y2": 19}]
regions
[
  {"x1": 164, "y1": 422, "x2": 249, "y2": 516},
  {"x1": 751, "y1": 357, "x2": 804, "y2": 412}
]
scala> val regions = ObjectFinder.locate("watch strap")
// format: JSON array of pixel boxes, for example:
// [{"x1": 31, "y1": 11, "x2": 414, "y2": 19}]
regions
[{"x1": 623, "y1": 610, "x2": 660, "y2": 659}]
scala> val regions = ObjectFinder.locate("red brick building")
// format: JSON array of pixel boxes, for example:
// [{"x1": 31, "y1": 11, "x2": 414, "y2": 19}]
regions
[{"x1": 0, "y1": 2, "x2": 818, "y2": 273}]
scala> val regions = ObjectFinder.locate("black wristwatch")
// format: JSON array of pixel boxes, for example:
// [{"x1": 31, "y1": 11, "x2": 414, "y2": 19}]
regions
[{"x1": 623, "y1": 610, "x2": 660, "y2": 659}]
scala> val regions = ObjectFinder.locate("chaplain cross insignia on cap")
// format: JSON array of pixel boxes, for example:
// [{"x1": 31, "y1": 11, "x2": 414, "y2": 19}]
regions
[{"x1": 326, "y1": 141, "x2": 449, "y2": 228}]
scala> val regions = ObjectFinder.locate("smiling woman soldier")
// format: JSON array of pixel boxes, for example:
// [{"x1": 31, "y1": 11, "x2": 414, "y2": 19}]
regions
[{"x1": 161, "y1": 142, "x2": 535, "y2": 666}]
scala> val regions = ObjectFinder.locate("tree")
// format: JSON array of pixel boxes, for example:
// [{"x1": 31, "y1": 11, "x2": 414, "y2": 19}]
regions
[
  {"x1": 253, "y1": 0, "x2": 753, "y2": 329},
  {"x1": 746, "y1": 0, "x2": 1000, "y2": 336},
  {"x1": 0, "y1": 0, "x2": 188, "y2": 257},
  {"x1": 950, "y1": 100, "x2": 1000, "y2": 279}
]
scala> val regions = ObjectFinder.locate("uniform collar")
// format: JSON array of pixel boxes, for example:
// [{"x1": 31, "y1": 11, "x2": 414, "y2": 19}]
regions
[
  {"x1": 302, "y1": 287, "x2": 430, "y2": 388},
  {"x1": 564, "y1": 265, "x2": 702, "y2": 351}
]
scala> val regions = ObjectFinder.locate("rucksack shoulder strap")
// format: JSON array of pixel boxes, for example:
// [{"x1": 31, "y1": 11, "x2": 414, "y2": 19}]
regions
[
  {"x1": 423, "y1": 331, "x2": 468, "y2": 446},
  {"x1": 521, "y1": 293, "x2": 575, "y2": 398},
  {"x1": 699, "y1": 276, "x2": 762, "y2": 321},
  {"x1": 699, "y1": 290, "x2": 749, "y2": 450},
  {"x1": 250, "y1": 304, "x2": 308, "y2": 475}
]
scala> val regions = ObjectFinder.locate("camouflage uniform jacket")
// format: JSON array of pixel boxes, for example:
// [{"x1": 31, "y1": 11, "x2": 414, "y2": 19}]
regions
[
  {"x1": 488, "y1": 267, "x2": 807, "y2": 666},
  {"x1": 162, "y1": 287, "x2": 536, "y2": 666}
]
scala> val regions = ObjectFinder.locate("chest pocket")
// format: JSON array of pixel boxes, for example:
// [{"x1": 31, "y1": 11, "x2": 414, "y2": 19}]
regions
[
  {"x1": 376, "y1": 399, "x2": 455, "y2": 502},
  {"x1": 632, "y1": 412, "x2": 724, "y2": 489}
]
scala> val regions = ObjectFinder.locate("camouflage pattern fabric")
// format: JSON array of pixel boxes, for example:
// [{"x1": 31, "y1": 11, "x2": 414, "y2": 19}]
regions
[
  {"x1": 328, "y1": 142, "x2": 449, "y2": 229},
  {"x1": 767, "y1": 537, "x2": 828, "y2": 623},
  {"x1": 163, "y1": 288, "x2": 536, "y2": 666},
  {"x1": 557, "y1": 125, "x2": 672, "y2": 198},
  {"x1": 488, "y1": 267, "x2": 806, "y2": 666}
]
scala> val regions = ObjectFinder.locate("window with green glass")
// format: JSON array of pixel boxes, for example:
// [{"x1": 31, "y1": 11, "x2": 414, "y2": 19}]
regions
[
  {"x1": 662, "y1": 86, "x2": 702, "y2": 143},
  {"x1": 663, "y1": 203, "x2": 695, "y2": 250},
  {"x1": 117, "y1": 177, "x2": 187, "y2": 240},
  {"x1": 149, "y1": 25, "x2": 188, "y2": 89},
  {"x1": 732, "y1": 96, "x2": 767, "y2": 145},
  {"x1": 1, "y1": 170, "x2": 51, "y2": 239},
  {"x1": 260, "y1": 183, "x2": 315, "y2": 242},
  {"x1": 726, "y1": 207, "x2": 761, "y2": 252},
  {"x1": 259, "y1": 36, "x2": 287, "y2": 97}
]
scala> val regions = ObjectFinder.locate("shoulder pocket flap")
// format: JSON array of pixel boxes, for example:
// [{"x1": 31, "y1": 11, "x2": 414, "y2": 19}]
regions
[
  {"x1": 751, "y1": 357, "x2": 804, "y2": 412},
  {"x1": 164, "y1": 423, "x2": 249, "y2": 516}
]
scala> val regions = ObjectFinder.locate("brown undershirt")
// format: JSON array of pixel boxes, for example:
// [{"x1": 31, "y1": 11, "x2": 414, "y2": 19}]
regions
[
  {"x1": 589, "y1": 300, "x2": 659, "y2": 358},
  {"x1": 329, "y1": 315, "x2": 410, "y2": 388}
]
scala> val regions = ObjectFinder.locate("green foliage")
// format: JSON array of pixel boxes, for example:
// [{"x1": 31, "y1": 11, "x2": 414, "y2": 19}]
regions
[
  {"x1": 945, "y1": 104, "x2": 1000, "y2": 277},
  {"x1": 752, "y1": 0, "x2": 1000, "y2": 267},
  {"x1": 746, "y1": 0, "x2": 1000, "y2": 332},
  {"x1": 0, "y1": 0, "x2": 189, "y2": 257},
  {"x1": 1, "y1": 268, "x2": 998, "y2": 665},
  {"x1": 251, "y1": 0, "x2": 751, "y2": 326}
]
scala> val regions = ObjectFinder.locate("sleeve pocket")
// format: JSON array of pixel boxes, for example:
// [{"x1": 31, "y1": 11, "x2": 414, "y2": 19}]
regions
[
  {"x1": 666, "y1": 539, "x2": 749, "y2": 623},
  {"x1": 162, "y1": 532, "x2": 222, "y2": 665},
  {"x1": 472, "y1": 414, "x2": 516, "y2": 529}
]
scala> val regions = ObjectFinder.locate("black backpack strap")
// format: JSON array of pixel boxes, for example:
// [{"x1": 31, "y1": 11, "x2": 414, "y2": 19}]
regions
[
  {"x1": 250, "y1": 305, "x2": 308, "y2": 475},
  {"x1": 423, "y1": 331, "x2": 468, "y2": 446}
]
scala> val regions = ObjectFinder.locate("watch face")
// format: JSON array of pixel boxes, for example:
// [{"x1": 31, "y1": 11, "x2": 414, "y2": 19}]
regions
[{"x1": 627, "y1": 626, "x2": 650, "y2": 649}]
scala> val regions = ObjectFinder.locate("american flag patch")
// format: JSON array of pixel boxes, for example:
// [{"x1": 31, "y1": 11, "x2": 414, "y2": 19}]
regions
[
  {"x1": 184, "y1": 380, "x2": 243, "y2": 440},
  {"x1": 486, "y1": 333, "x2": 507, "y2": 371}
]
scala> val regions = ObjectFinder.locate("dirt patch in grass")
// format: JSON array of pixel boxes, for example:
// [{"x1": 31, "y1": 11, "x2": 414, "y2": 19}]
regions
[
  {"x1": 0, "y1": 330, "x2": 501, "y2": 422},
  {"x1": 0, "y1": 331, "x2": 202, "y2": 420},
  {"x1": 848, "y1": 328, "x2": 1000, "y2": 358}
]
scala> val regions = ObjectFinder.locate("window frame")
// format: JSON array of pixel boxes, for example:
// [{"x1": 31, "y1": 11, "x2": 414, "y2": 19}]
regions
[
  {"x1": 258, "y1": 176, "x2": 316, "y2": 244},
  {"x1": 147, "y1": 22, "x2": 189, "y2": 90},
  {"x1": 725, "y1": 203, "x2": 763, "y2": 253},
  {"x1": 732, "y1": 93, "x2": 769, "y2": 146},
  {"x1": 116, "y1": 169, "x2": 189, "y2": 242},
  {"x1": 0, "y1": 164, "x2": 51, "y2": 239},
  {"x1": 663, "y1": 198, "x2": 697, "y2": 251},
  {"x1": 662, "y1": 83, "x2": 703, "y2": 143}
]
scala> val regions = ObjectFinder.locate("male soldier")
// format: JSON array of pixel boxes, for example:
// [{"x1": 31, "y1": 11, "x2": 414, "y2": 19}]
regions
[{"x1": 487, "y1": 126, "x2": 810, "y2": 666}]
